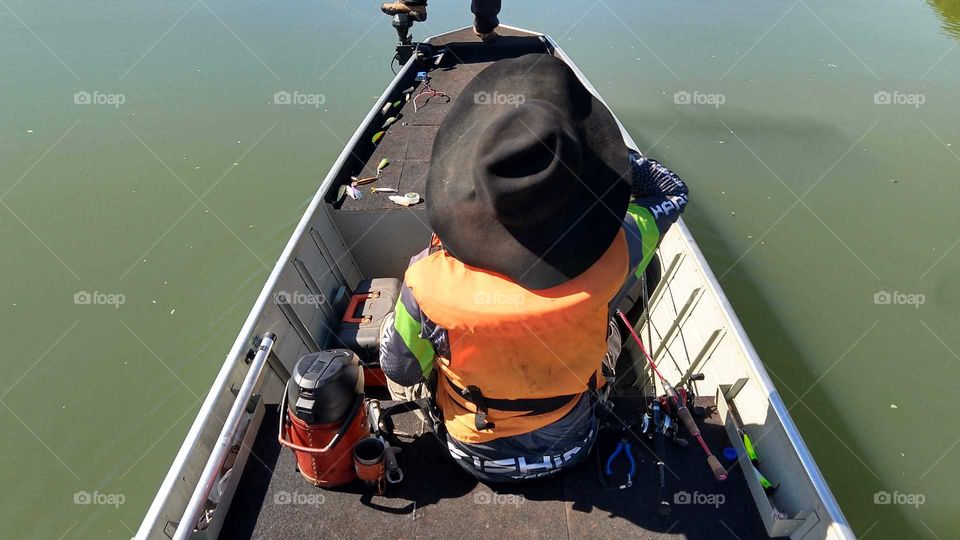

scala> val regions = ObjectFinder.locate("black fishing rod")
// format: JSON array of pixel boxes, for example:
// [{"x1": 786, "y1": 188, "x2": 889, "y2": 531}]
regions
[
  {"x1": 650, "y1": 398, "x2": 671, "y2": 514},
  {"x1": 641, "y1": 272, "x2": 672, "y2": 514},
  {"x1": 616, "y1": 309, "x2": 727, "y2": 481}
]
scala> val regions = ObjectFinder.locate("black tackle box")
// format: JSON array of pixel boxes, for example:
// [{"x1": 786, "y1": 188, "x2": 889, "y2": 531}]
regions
[{"x1": 333, "y1": 278, "x2": 401, "y2": 386}]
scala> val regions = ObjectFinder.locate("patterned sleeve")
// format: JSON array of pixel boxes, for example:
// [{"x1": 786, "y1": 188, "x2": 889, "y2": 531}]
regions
[
  {"x1": 379, "y1": 250, "x2": 450, "y2": 387},
  {"x1": 622, "y1": 150, "x2": 690, "y2": 279},
  {"x1": 610, "y1": 152, "x2": 691, "y2": 309}
]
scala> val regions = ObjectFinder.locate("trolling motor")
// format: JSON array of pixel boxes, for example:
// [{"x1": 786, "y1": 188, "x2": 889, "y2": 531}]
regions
[
  {"x1": 391, "y1": 14, "x2": 435, "y2": 66},
  {"x1": 393, "y1": 14, "x2": 415, "y2": 64}
]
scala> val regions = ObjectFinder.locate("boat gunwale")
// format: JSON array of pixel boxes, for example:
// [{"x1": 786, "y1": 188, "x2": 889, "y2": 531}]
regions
[{"x1": 138, "y1": 24, "x2": 853, "y2": 539}]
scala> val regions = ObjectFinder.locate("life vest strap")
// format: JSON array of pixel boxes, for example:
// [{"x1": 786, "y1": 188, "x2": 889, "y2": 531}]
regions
[{"x1": 446, "y1": 375, "x2": 597, "y2": 431}]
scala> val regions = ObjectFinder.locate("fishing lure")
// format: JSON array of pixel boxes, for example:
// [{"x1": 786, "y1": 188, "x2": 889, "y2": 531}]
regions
[
  {"x1": 389, "y1": 192, "x2": 420, "y2": 206},
  {"x1": 742, "y1": 432, "x2": 760, "y2": 465},
  {"x1": 750, "y1": 465, "x2": 778, "y2": 494},
  {"x1": 351, "y1": 176, "x2": 378, "y2": 186}
]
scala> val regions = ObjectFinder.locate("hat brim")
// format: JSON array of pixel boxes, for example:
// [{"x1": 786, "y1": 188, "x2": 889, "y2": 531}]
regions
[{"x1": 426, "y1": 54, "x2": 632, "y2": 290}]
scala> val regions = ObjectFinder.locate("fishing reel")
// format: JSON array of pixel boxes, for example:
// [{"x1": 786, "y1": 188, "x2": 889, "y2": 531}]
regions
[{"x1": 643, "y1": 397, "x2": 689, "y2": 448}]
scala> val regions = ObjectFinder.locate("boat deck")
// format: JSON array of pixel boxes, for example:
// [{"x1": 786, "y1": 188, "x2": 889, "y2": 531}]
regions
[
  {"x1": 333, "y1": 27, "x2": 550, "y2": 212},
  {"x1": 222, "y1": 396, "x2": 767, "y2": 539}
]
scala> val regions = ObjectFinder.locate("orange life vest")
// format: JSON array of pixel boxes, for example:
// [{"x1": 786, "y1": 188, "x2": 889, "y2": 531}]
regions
[{"x1": 404, "y1": 229, "x2": 630, "y2": 443}]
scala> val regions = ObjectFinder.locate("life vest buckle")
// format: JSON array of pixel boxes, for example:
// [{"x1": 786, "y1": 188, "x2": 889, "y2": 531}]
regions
[{"x1": 461, "y1": 385, "x2": 495, "y2": 431}]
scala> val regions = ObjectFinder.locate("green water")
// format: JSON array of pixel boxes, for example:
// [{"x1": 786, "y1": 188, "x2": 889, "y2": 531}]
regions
[{"x1": 1, "y1": 1, "x2": 958, "y2": 538}]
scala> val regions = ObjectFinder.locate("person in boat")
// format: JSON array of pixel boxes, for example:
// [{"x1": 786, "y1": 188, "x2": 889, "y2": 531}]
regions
[
  {"x1": 380, "y1": 0, "x2": 502, "y2": 42},
  {"x1": 379, "y1": 54, "x2": 689, "y2": 482}
]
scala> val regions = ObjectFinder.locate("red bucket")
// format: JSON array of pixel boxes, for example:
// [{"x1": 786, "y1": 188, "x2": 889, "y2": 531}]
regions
[{"x1": 279, "y1": 393, "x2": 369, "y2": 487}]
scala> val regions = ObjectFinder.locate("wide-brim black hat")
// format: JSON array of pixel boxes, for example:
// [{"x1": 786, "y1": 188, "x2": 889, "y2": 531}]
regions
[{"x1": 426, "y1": 53, "x2": 632, "y2": 290}]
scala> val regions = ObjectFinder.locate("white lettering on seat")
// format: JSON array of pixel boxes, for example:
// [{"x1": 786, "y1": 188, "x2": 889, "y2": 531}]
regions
[
  {"x1": 561, "y1": 445, "x2": 582, "y2": 463},
  {"x1": 447, "y1": 439, "x2": 590, "y2": 478},
  {"x1": 517, "y1": 456, "x2": 554, "y2": 474}
]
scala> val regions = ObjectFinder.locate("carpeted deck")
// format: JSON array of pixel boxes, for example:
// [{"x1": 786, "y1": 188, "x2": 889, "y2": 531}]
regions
[
  {"x1": 222, "y1": 395, "x2": 767, "y2": 540},
  {"x1": 334, "y1": 28, "x2": 550, "y2": 212}
]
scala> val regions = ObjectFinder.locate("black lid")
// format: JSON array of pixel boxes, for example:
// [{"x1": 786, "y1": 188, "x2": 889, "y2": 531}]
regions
[{"x1": 288, "y1": 349, "x2": 363, "y2": 424}]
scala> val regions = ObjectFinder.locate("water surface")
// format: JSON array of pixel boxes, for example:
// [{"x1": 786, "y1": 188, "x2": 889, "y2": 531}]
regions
[{"x1": 2, "y1": 1, "x2": 958, "y2": 538}]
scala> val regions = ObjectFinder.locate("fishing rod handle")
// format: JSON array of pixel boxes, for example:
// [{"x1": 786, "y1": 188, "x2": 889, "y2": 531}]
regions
[
  {"x1": 675, "y1": 401, "x2": 701, "y2": 438},
  {"x1": 707, "y1": 455, "x2": 728, "y2": 481}
]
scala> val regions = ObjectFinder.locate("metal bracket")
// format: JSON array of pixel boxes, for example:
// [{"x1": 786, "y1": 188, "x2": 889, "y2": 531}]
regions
[{"x1": 720, "y1": 377, "x2": 750, "y2": 402}]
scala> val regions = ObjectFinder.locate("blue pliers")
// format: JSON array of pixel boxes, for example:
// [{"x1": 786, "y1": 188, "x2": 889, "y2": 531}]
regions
[{"x1": 604, "y1": 438, "x2": 636, "y2": 489}]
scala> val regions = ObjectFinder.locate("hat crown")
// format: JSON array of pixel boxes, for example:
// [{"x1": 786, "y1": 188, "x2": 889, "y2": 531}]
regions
[
  {"x1": 474, "y1": 100, "x2": 583, "y2": 227},
  {"x1": 425, "y1": 54, "x2": 631, "y2": 289}
]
